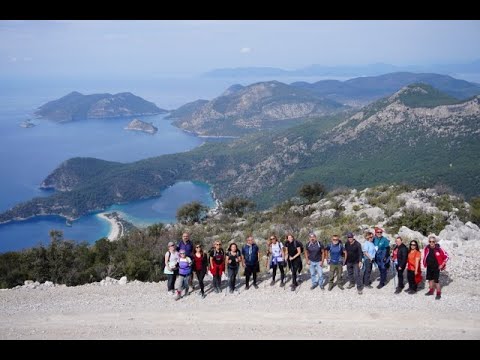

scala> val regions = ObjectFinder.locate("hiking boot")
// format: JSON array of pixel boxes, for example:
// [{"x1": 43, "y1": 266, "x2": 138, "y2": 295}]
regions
[
  {"x1": 338, "y1": 284, "x2": 344, "y2": 290},
  {"x1": 201, "y1": 293, "x2": 206, "y2": 299},
  {"x1": 347, "y1": 283, "x2": 355, "y2": 289},
  {"x1": 394, "y1": 288, "x2": 402, "y2": 294},
  {"x1": 377, "y1": 284, "x2": 384, "y2": 289},
  {"x1": 245, "y1": 284, "x2": 250, "y2": 290},
  {"x1": 328, "y1": 284, "x2": 334, "y2": 291},
  {"x1": 404, "y1": 288, "x2": 412, "y2": 293},
  {"x1": 425, "y1": 290, "x2": 434, "y2": 296},
  {"x1": 229, "y1": 289, "x2": 234, "y2": 294},
  {"x1": 408, "y1": 289, "x2": 416, "y2": 295},
  {"x1": 280, "y1": 281, "x2": 285, "y2": 287},
  {"x1": 365, "y1": 285, "x2": 373, "y2": 289},
  {"x1": 291, "y1": 285, "x2": 296, "y2": 291},
  {"x1": 253, "y1": 283, "x2": 259, "y2": 289},
  {"x1": 358, "y1": 289, "x2": 363, "y2": 295},
  {"x1": 270, "y1": 280, "x2": 275, "y2": 286},
  {"x1": 175, "y1": 291, "x2": 181, "y2": 301},
  {"x1": 310, "y1": 284, "x2": 318, "y2": 290},
  {"x1": 435, "y1": 293, "x2": 441, "y2": 300}
]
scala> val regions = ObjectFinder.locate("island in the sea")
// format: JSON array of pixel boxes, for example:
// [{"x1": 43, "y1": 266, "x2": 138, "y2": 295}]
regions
[
  {"x1": 34, "y1": 91, "x2": 167, "y2": 122},
  {"x1": 124, "y1": 119, "x2": 158, "y2": 134},
  {"x1": 20, "y1": 119, "x2": 35, "y2": 128}
]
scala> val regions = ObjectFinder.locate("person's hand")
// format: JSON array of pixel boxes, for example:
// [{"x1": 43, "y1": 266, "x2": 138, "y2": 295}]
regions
[{"x1": 307, "y1": 260, "x2": 310, "y2": 265}]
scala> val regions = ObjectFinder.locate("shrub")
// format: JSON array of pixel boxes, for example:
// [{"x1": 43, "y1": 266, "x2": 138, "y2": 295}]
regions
[
  {"x1": 176, "y1": 201, "x2": 209, "y2": 225},
  {"x1": 386, "y1": 209, "x2": 448, "y2": 236},
  {"x1": 222, "y1": 196, "x2": 256, "y2": 217},
  {"x1": 298, "y1": 182, "x2": 327, "y2": 204}
]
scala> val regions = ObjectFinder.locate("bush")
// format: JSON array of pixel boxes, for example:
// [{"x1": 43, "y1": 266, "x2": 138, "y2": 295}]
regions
[
  {"x1": 176, "y1": 201, "x2": 209, "y2": 225},
  {"x1": 298, "y1": 182, "x2": 327, "y2": 204},
  {"x1": 386, "y1": 209, "x2": 448, "y2": 236},
  {"x1": 222, "y1": 196, "x2": 256, "y2": 217},
  {"x1": 471, "y1": 197, "x2": 480, "y2": 225}
]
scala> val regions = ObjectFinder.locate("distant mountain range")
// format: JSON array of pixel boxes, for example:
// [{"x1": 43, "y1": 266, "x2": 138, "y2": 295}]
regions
[
  {"x1": 35, "y1": 91, "x2": 167, "y2": 122},
  {"x1": 2, "y1": 83, "x2": 479, "y2": 223},
  {"x1": 203, "y1": 60, "x2": 480, "y2": 78},
  {"x1": 169, "y1": 72, "x2": 480, "y2": 136},
  {"x1": 168, "y1": 80, "x2": 346, "y2": 136}
]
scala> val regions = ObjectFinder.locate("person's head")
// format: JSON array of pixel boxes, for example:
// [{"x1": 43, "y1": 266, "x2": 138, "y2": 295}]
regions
[
  {"x1": 246, "y1": 236, "x2": 254, "y2": 244},
  {"x1": 214, "y1": 241, "x2": 221, "y2": 249},
  {"x1": 195, "y1": 243, "x2": 203, "y2": 253},
  {"x1": 269, "y1": 234, "x2": 278, "y2": 244},
  {"x1": 228, "y1": 242, "x2": 238, "y2": 252},
  {"x1": 287, "y1": 234, "x2": 295, "y2": 242},
  {"x1": 395, "y1": 236, "x2": 403, "y2": 246},
  {"x1": 428, "y1": 235, "x2": 437, "y2": 248},
  {"x1": 182, "y1": 232, "x2": 190, "y2": 242},
  {"x1": 179, "y1": 249, "x2": 186, "y2": 257},
  {"x1": 331, "y1": 235, "x2": 339, "y2": 244},
  {"x1": 365, "y1": 231, "x2": 374, "y2": 241},
  {"x1": 167, "y1": 241, "x2": 175, "y2": 251},
  {"x1": 375, "y1": 228, "x2": 384, "y2": 238},
  {"x1": 347, "y1": 232, "x2": 355, "y2": 242},
  {"x1": 309, "y1": 232, "x2": 317, "y2": 242},
  {"x1": 409, "y1": 240, "x2": 419, "y2": 251}
]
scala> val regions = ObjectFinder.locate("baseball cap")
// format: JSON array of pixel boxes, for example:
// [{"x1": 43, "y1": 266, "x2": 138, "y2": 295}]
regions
[
  {"x1": 167, "y1": 241, "x2": 175, "y2": 247},
  {"x1": 179, "y1": 249, "x2": 186, "y2": 254},
  {"x1": 347, "y1": 232, "x2": 354, "y2": 238}
]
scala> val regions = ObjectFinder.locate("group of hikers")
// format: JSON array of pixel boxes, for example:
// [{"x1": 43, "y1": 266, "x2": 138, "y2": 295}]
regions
[{"x1": 164, "y1": 229, "x2": 449, "y2": 301}]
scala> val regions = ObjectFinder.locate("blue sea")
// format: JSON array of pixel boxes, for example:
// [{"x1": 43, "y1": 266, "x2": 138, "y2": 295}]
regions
[{"x1": 0, "y1": 83, "x2": 225, "y2": 253}]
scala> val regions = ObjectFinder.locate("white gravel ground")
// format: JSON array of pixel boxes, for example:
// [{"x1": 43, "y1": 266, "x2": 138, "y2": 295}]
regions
[{"x1": 1, "y1": 270, "x2": 479, "y2": 339}]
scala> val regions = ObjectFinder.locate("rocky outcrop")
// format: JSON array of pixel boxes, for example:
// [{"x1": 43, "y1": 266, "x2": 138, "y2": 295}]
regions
[{"x1": 124, "y1": 119, "x2": 158, "y2": 134}]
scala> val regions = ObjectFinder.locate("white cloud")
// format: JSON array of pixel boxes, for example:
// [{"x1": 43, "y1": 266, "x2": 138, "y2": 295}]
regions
[
  {"x1": 8, "y1": 56, "x2": 17, "y2": 62},
  {"x1": 240, "y1": 47, "x2": 251, "y2": 54}
]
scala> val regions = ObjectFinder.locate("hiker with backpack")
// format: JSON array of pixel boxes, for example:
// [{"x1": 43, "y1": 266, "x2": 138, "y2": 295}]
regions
[
  {"x1": 325, "y1": 235, "x2": 345, "y2": 290},
  {"x1": 344, "y1": 232, "x2": 364, "y2": 295},
  {"x1": 164, "y1": 241, "x2": 180, "y2": 295},
  {"x1": 242, "y1": 236, "x2": 260, "y2": 290},
  {"x1": 177, "y1": 232, "x2": 194, "y2": 289},
  {"x1": 174, "y1": 249, "x2": 192, "y2": 300},
  {"x1": 423, "y1": 235, "x2": 449, "y2": 300},
  {"x1": 209, "y1": 241, "x2": 225, "y2": 293},
  {"x1": 373, "y1": 228, "x2": 391, "y2": 289},
  {"x1": 392, "y1": 236, "x2": 408, "y2": 294},
  {"x1": 266, "y1": 234, "x2": 286, "y2": 287},
  {"x1": 305, "y1": 232, "x2": 325, "y2": 290},
  {"x1": 226, "y1": 242, "x2": 242, "y2": 293},
  {"x1": 362, "y1": 231, "x2": 376, "y2": 289},
  {"x1": 285, "y1": 234, "x2": 303, "y2": 291}
]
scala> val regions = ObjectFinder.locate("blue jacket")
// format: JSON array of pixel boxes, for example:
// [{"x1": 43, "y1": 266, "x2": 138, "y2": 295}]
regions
[{"x1": 242, "y1": 244, "x2": 259, "y2": 266}]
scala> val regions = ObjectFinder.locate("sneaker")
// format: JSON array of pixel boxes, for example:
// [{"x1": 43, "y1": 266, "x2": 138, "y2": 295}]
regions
[
  {"x1": 425, "y1": 290, "x2": 434, "y2": 296},
  {"x1": 253, "y1": 284, "x2": 259, "y2": 289},
  {"x1": 347, "y1": 283, "x2": 355, "y2": 289},
  {"x1": 201, "y1": 293, "x2": 206, "y2": 299},
  {"x1": 435, "y1": 293, "x2": 441, "y2": 300},
  {"x1": 404, "y1": 288, "x2": 412, "y2": 293},
  {"x1": 291, "y1": 285, "x2": 296, "y2": 291},
  {"x1": 358, "y1": 290, "x2": 363, "y2": 295},
  {"x1": 328, "y1": 284, "x2": 334, "y2": 291},
  {"x1": 229, "y1": 289, "x2": 234, "y2": 294},
  {"x1": 280, "y1": 281, "x2": 285, "y2": 288},
  {"x1": 377, "y1": 284, "x2": 384, "y2": 289},
  {"x1": 408, "y1": 289, "x2": 416, "y2": 295},
  {"x1": 394, "y1": 288, "x2": 402, "y2": 294},
  {"x1": 365, "y1": 285, "x2": 373, "y2": 289},
  {"x1": 310, "y1": 284, "x2": 318, "y2": 290},
  {"x1": 175, "y1": 291, "x2": 181, "y2": 301},
  {"x1": 270, "y1": 280, "x2": 275, "y2": 286},
  {"x1": 245, "y1": 284, "x2": 250, "y2": 290},
  {"x1": 338, "y1": 285, "x2": 344, "y2": 290}
]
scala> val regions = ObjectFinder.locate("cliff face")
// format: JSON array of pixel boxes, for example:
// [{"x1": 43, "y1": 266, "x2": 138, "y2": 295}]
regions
[
  {"x1": 168, "y1": 81, "x2": 346, "y2": 136},
  {"x1": 35, "y1": 92, "x2": 167, "y2": 122}
]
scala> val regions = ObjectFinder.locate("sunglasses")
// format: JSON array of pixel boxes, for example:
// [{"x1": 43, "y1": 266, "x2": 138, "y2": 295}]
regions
[
  {"x1": 270, "y1": 237, "x2": 276, "y2": 240},
  {"x1": 195, "y1": 246, "x2": 201, "y2": 248},
  {"x1": 429, "y1": 241, "x2": 436, "y2": 243}
]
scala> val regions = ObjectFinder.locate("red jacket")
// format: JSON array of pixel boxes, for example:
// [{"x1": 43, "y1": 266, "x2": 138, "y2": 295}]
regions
[{"x1": 423, "y1": 245, "x2": 449, "y2": 269}]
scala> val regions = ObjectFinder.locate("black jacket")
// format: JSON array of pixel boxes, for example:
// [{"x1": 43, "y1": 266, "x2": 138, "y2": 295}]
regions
[{"x1": 395, "y1": 243, "x2": 408, "y2": 270}]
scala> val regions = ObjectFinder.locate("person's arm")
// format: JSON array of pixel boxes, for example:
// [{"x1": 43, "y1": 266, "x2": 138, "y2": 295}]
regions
[
  {"x1": 414, "y1": 252, "x2": 420, "y2": 274},
  {"x1": 209, "y1": 252, "x2": 214, "y2": 269},
  {"x1": 343, "y1": 246, "x2": 347, "y2": 265},
  {"x1": 164, "y1": 252, "x2": 171, "y2": 271},
  {"x1": 294, "y1": 246, "x2": 301, "y2": 260},
  {"x1": 305, "y1": 246, "x2": 310, "y2": 265}
]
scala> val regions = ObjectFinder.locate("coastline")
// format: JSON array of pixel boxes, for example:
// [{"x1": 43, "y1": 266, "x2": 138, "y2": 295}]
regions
[{"x1": 96, "y1": 213, "x2": 123, "y2": 241}]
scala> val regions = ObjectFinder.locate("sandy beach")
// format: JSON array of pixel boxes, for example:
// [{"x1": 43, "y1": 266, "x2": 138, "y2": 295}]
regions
[{"x1": 97, "y1": 213, "x2": 122, "y2": 241}]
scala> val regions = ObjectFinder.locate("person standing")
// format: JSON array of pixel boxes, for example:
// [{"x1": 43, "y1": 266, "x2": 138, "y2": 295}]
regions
[
  {"x1": 325, "y1": 235, "x2": 345, "y2": 291},
  {"x1": 373, "y1": 228, "x2": 390, "y2": 289},
  {"x1": 177, "y1": 232, "x2": 194, "y2": 288},
  {"x1": 192, "y1": 243, "x2": 208, "y2": 298},
  {"x1": 406, "y1": 240, "x2": 422, "y2": 294},
  {"x1": 226, "y1": 243, "x2": 242, "y2": 293},
  {"x1": 305, "y1": 232, "x2": 325, "y2": 290},
  {"x1": 164, "y1": 241, "x2": 179, "y2": 295},
  {"x1": 344, "y1": 232, "x2": 363, "y2": 294},
  {"x1": 209, "y1": 241, "x2": 225, "y2": 293},
  {"x1": 285, "y1": 234, "x2": 303, "y2": 291},
  {"x1": 174, "y1": 250, "x2": 192, "y2": 300},
  {"x1": 362, "y1": 231, "x2": 376, "y2": 289},
  {"x1": 423, "y1": 235, "x2": 449, "y2": 300},
  {"x1": 266, "y1": 234, "x2": 286, "y2": 287},
  {"x1": 392, "y1": 236, "x2": 408, "y2": 294},
  {"x1": 242, "y1": 236, "x2": 260, "y2": 289}
]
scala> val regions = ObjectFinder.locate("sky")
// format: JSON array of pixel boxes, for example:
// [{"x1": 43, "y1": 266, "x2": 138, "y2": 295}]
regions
[{"x1": 1, "y1": 20, "x2": 480, "y2": 80}]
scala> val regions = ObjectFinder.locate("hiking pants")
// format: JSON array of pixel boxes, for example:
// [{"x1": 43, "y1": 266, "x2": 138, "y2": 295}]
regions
[
  {"x1": 347, "y1": 262, "x2": 363, "y2": 290},
  {"x1": 363, "y1": 259, "x2": 373, "y2": 286},
  {"x1": 194, "y1": 269, "x2": 206, "y2": 294},
  {"x1": 329, "y1": 264, "x2": 343, "y2": 285},
  {"x1": 396, "y1": 265, "x2": 405, "y2": 289},
  {"x1": 228, "y1": 267, "x2": 238, "y2": 291},
  {"x1": 309, "y1": 261, "x2": 323, "y2": 286},
  {"x1": 245, "y1": 264, "x2": 258, "y2": 286},
  {"x1": 167, "y1": 272, "x2": 177, "y2": 292},
  {"x1": 407, "y1": 270, "x2": 417, "y2": 291},
  {"x1": 175, "y1": 274, "x2": 190, "y2": 293},
  {"x1": 290, "y1": 258, "x2": 302, "y2": 286},
  {"x1": 272, "y1": 262, "x2": 285, "y2": 282}
]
